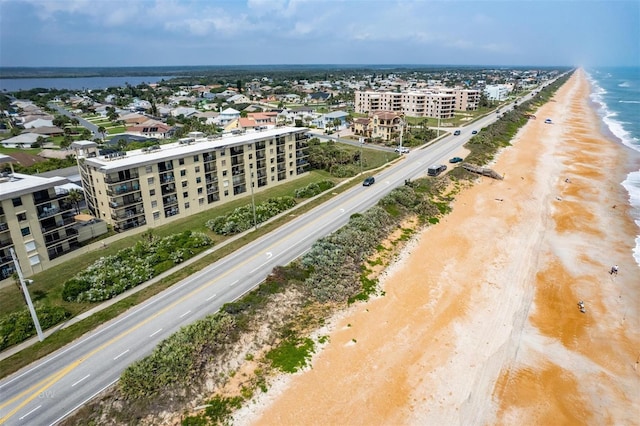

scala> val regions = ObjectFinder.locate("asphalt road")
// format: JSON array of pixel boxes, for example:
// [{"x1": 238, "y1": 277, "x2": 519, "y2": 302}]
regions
[
  {"x1": 0, "y1": 98, "x2": 525, "y2": 426},
  {"x1": 47, "y1": 103, "x2": 100, "y2": 137}
]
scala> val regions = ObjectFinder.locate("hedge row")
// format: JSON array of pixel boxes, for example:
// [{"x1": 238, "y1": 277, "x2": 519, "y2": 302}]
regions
[
  {"x1": 205, "y1": 196, "x2": 296, "y2": 235},
  {"x1": 0, "y1": 304, "x2": 71, "y2": 351}
]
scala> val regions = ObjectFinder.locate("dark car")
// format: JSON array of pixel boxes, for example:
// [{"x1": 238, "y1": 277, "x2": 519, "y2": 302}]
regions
[
  {"x1": 453, "y1": 130, "x2": 461, "y2": 136},
  {"x1": 471, "y1": 130, "x2": 478, "y2": 134},
  {"x1": 449, "y1": 157, "x2": 463, "y2": 164},
  {"x1": 363, "y1": 177, "x2": 375, "y2": 186}
]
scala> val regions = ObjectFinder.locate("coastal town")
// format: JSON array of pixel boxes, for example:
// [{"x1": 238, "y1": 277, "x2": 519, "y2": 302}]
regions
[{"x1": 0, "y1": 66, "x2": 561, "y2": 281}]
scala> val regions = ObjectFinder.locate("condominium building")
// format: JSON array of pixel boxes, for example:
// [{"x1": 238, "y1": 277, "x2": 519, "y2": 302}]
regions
[
  {"x1": 72, "y1": 127, "x2": 309, "y2": 232},
  {"x1": 484, "y1": 84, "x2": 511, "y2": 101},
  {"x1": 0, "y1": 155, "x2": 107, "y2": 280},
  {"x1": 355, "y1": 88, "x2": 478, "y2": 119}
]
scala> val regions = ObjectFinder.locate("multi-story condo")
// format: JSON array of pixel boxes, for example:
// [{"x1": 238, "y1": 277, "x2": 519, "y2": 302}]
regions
[
  {"x1": 0, "y1": 155, "x2": 107, "y2": 280},
  {"x1": 355, "y1": 88, "x2": 477, "y2": 119},
  {"x1": 484, "y1": 84, "x2": 511, "y2": 101},
  {"x1": 72, "y1": 127, "x2": 309, "y2": 232}
]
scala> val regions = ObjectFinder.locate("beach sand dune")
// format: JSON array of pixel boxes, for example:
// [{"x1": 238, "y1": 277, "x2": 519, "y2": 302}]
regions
[{"x1": 236, "y1": 69, "x2": 640, "y2": 426}]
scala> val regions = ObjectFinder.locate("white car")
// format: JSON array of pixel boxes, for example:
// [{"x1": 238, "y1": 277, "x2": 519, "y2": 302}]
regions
[{"x1": 395, "y1": 146, "x2": 410, "y2": 154}]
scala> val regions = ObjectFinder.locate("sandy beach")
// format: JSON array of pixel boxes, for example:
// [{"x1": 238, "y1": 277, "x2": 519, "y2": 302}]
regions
[{"x1": 234, "y1": 69, "x2": 640, "y2": 425}]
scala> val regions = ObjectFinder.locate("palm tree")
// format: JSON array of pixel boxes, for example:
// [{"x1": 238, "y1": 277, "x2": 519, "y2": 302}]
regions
[
  {"x1": 67, "y1": 189, "x2": 84, "y2": 214},
  {"x1": 97, "y1": 126, "x2": 106, "y2": 141}
]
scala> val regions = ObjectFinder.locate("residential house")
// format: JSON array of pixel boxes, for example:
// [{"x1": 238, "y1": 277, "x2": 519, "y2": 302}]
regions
[
  {"x1": 23, "y1": 118, "x2": 54, "y2": 129},
  {"x1": 1, "y1": 133, "x2": 43, "y2": 148},
  {"x1": 127, "y1": 120, "x2": 175, "y2": 139},
  {"x1": 312, "y1": 111, "x2": 349, "y2": 130},
  {"x1": 226, "y1": 94, "x2": 251, "y2": 104},
  {"x1": 170, "y1": 106, "x2": 199, "y2": 118},
  {"x1": 119, "y1": 112, "x2": 148, "y2": 126},
  {"x1": 370, "y1": 111, "x2": 404, "y2": 142},
  {"x1": 214, "y1": 108, "x2": 241, "y2": 125},
  {"x1": 351, "y1": 117, "x2": 372, "y2": 138}
]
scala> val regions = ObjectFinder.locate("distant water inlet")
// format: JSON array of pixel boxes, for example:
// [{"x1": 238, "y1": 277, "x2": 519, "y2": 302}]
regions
[{"x1": 0, "y1": 75, "x2": 174, "y2": 91}]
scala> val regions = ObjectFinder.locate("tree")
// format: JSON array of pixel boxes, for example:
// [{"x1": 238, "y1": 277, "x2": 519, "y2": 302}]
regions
[
  {"x1": 67, "y1": 189, "x2": 84, "y2": 214},
  {"x1": 236, "y1": 79, "x2": 243, "y2": 93},
  {"x1": 97, "y1": 126, "x2": 106, "y2": 141},
  {"x1": 60, "y1": 135, "x2": 73, "y2": 149}
]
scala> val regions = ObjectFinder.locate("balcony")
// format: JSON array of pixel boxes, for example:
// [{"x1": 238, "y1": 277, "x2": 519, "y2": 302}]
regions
[
  {"x1": 44, "y1": 228, "x2": 79, "y2": 245},
  {"x1": 105, "y1": 170, "x2": 139, "y2": 184},
  {"x1": 111, "y1": 207, "x2": 144, "y2": 221},
  {"x1": 203, "y1": 153, "x2": 216, "y2": 162},
  {"x1": 107, "y1": 181, "x2": 140, "y2": 196},
  {"x1": 41, "y1": 216, "x2": 76, "y2": 233},
  {"x1": 0, "y1": 222, "x2": 8, "y2": 232},
  {"x1": 163, "y1": 196, "x2": 178, "y2": 206},
  {"x1": 0, "y1": 239, "x2": 13, "y2": 249},
  {"x1": 33, "y1": 192, "x2": 67, "y2": 206}
]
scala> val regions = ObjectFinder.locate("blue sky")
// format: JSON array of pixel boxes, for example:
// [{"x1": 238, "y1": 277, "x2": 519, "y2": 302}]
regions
[{"x1": 0, "y1": 0, "x2": 638, "y2": 68}]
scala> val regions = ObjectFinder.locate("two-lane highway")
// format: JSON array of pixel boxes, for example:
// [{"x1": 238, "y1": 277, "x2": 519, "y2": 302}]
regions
[{"x1": 0, "y1": 104, "x2": 516, "y2": 425}]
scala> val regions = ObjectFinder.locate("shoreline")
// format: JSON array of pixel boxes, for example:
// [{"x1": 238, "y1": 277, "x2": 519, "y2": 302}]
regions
[{"x1": 235, "y1": 69, "x2": 640, "y2": 425}]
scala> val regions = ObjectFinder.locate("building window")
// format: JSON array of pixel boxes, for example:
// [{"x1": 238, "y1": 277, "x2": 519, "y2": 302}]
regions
[
  {"x1": 180, "y1": 169, "x2": 186, "y2": 177},
  {"x1": 21, "y1": 226, "x2": 31, "y2": 236},
  {"x1": 196, "y1": 177, "x2": 201, "y2": 184},
  {"x1": 222, "y1": 170, "x2": 228, "y2": 176},
  {"x1": 148, "y1": 177, "x2": 154, "y2": 185},
  {"x1": 16, "y1": 212, "x2": 27, "y2": 221},
  {"x1": 153, "y1": 211, "x2": 160, "y2": 220},
  {"x1": 195, "y1": 166, "x2": 200, "y2": 173},
  {"x1": 25, "y1": 240, "x2": 36, "y2": 252},
  {"x1": 182, "y1": 181, "x2": 188, "y2": 188},
  {"x1": 179, "y1": 158, "x2": 185, "y2": 165},
  {"x1": 270, "y1": 158, "x2": 274, "y2": 163},
  {"x1": 183, "y1": 191, "x2": 188, "y2": 198},
  {"x1": 185, "y1": 202, "x2": 190, "y2": 209},
  {"x1": 145, "y1": 165, "x2": 153, "y2": 173},
  {"x1": 224, "y1": 190, "x2": 229, "y2": 196},
  {"x1": 221, "y1": 159, "x2": 226, "y2": 166},
  {"x1": 193, "y1": 155, "x2": 199, "y2": 162},
  {"x1": 12, "y1": 197, "x2": 22, "y2": 207},
  {"x1": 197, "y1": 187, "x2": 203, "y2": 194},
  {"x1": 29, "y1": 254, "x2": 40, "y2": 266},
  {"x1": 199, "y1": 198, "x2": 204, "y2": 206},
  {"x1": 150, "y1": 189, "x2": 155, "y2": 196},
  {"x1": 249, "y1": 153, "x2": 253, "y2": 159},
  {"x1": 151, "y1": 200, "x2": 157, "y2": 208}
]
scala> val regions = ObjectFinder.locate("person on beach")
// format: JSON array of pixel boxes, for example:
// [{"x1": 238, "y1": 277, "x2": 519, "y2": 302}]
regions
[{"x1": 609, "y1": 265, "x2": 618, "y2": 276}]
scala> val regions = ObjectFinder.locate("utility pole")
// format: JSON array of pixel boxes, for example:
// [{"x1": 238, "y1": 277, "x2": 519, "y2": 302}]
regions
[
  {"x1": 249, "y1": 172, "x2": 257, "y2": 230},
  {"x1": 10, "y1": 248, "x2": 44, "y2": 342}
]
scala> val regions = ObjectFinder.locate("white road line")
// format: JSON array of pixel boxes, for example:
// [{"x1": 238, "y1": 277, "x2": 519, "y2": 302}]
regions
[
  {"x1": 180, "y1": 310, "x2": 191, "y2": 318},
  {"x1": 71, "y1": 374, "x2": 90, "y2": 387},
  {"x1": 149, "y1": 328, "x2": 162, "y2": 337},
  {"x1": 19, "y1": 405, "x2": 41, "y2": 420},
  {"x1": 230, "y1": 280, "x2": 239, "y2": 287},
  {"x1": 113, "y1": 349, "x2": 130, "y2": 360},
  {"x1": 206, "y1": 293, "x2": 217, "y2": 301}
]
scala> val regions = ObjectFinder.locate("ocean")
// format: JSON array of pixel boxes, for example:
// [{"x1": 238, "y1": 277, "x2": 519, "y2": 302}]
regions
[
  {"x1": 0, "y1": 75, "x2": 174, "y2": 92},
  {"x1": 586, "y1": 67, "x2": 640, "y2": 265}
]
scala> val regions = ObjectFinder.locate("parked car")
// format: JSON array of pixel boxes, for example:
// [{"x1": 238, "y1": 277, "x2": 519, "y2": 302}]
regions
[
  {"x1": 427, "y1": 164, "x2": 447, "y2": 176},
  {"x1": 394, "y1": 146, "x2": 410, "y2": 154},
  {"x1": 453, "y1": 130, "x2": 461, "y2": 136},
  {"x1": 363, "y1": 176, "x2": 375, "y2": 186},
  {"x1": 449, "y1": 157, "x2": 463, "y2": 164}
]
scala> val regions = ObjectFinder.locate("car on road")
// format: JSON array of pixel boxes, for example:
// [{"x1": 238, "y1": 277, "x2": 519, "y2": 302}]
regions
[
  {"x1": 471, "y1": 130, "x2": 478, "y2": 134},
  {"x1": 453, "y1": 130, "x2": 461, "y2": 136},
  {"x1": 427, "y1": 164, "x2": 447, "y2": 176},
  {"x1": 544, "y1": 118, "x2": 552, "y2": 124},
  {"x1": 449, "y1": 157, "x2": 463, "y2": 164},
  {"x1": 363, "y1": 176, "x2": 375, "y2": 186},
  {"x1": 394, "y1": 146, "x2": 410, "y2": 154}
]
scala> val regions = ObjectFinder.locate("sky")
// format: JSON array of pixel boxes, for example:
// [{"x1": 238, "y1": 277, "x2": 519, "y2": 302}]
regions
[{"x1": 0, "y1": 0, "x2": 638, "y2": 68}]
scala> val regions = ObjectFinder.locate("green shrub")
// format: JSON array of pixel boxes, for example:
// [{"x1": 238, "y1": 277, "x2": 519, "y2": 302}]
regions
[{"x1": 0, "y1": 304, "x2": 71, "y2": 351}]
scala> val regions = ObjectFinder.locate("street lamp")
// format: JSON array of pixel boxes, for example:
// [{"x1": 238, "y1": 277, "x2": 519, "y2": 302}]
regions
[{"x1": 10, "y1": 248, "x2": 44, "y2": 342}]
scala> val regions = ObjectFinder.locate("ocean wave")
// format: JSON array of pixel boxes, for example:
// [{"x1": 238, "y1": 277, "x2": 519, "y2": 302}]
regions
[
  {"x1": 622, "y1": 171, "x2": 640, "y2": 267},
  {"x1": 585, "y1": 70, "x2": 639, "y2": 152},
  {"x1": 618, "y1": 81, "x2": 631, "y2": 87},
  {"x1": 619, "y1": 100, "x2": 640, "y2": 104}
]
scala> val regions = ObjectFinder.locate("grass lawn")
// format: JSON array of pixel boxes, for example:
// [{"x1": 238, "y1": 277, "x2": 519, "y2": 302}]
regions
[{"x1": 107, "y1": 126, "x2": 127, "y2": 134}]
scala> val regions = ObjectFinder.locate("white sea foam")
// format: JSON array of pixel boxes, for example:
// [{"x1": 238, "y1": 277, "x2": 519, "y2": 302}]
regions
[
  {"x1": 619, "y1": 100, "x2": 640, "y2": 104},
  {"x1": 586, "y1": 71, "x2": 640, "y2": 151},
  {"x1": 588, "y1": 70, "x2": 640, "y2": 268},
  {"x1": 618, "y1": 81, "x2": 631, "y2": 87},
  {"x1": 622, "y1": 171, "x2": 640, "y2": 266}
]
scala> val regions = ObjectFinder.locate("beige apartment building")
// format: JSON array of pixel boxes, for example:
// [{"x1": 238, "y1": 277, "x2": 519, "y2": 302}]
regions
[
  {"x1": 355, "y1": 88, "x2": 480, "y2": 118},
  {"x1": 0, "y1": 155, "x2": 107, "y2": 280},
  {"x1": 72, "y1": 127, "x2": 309, "y2": 232}
]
